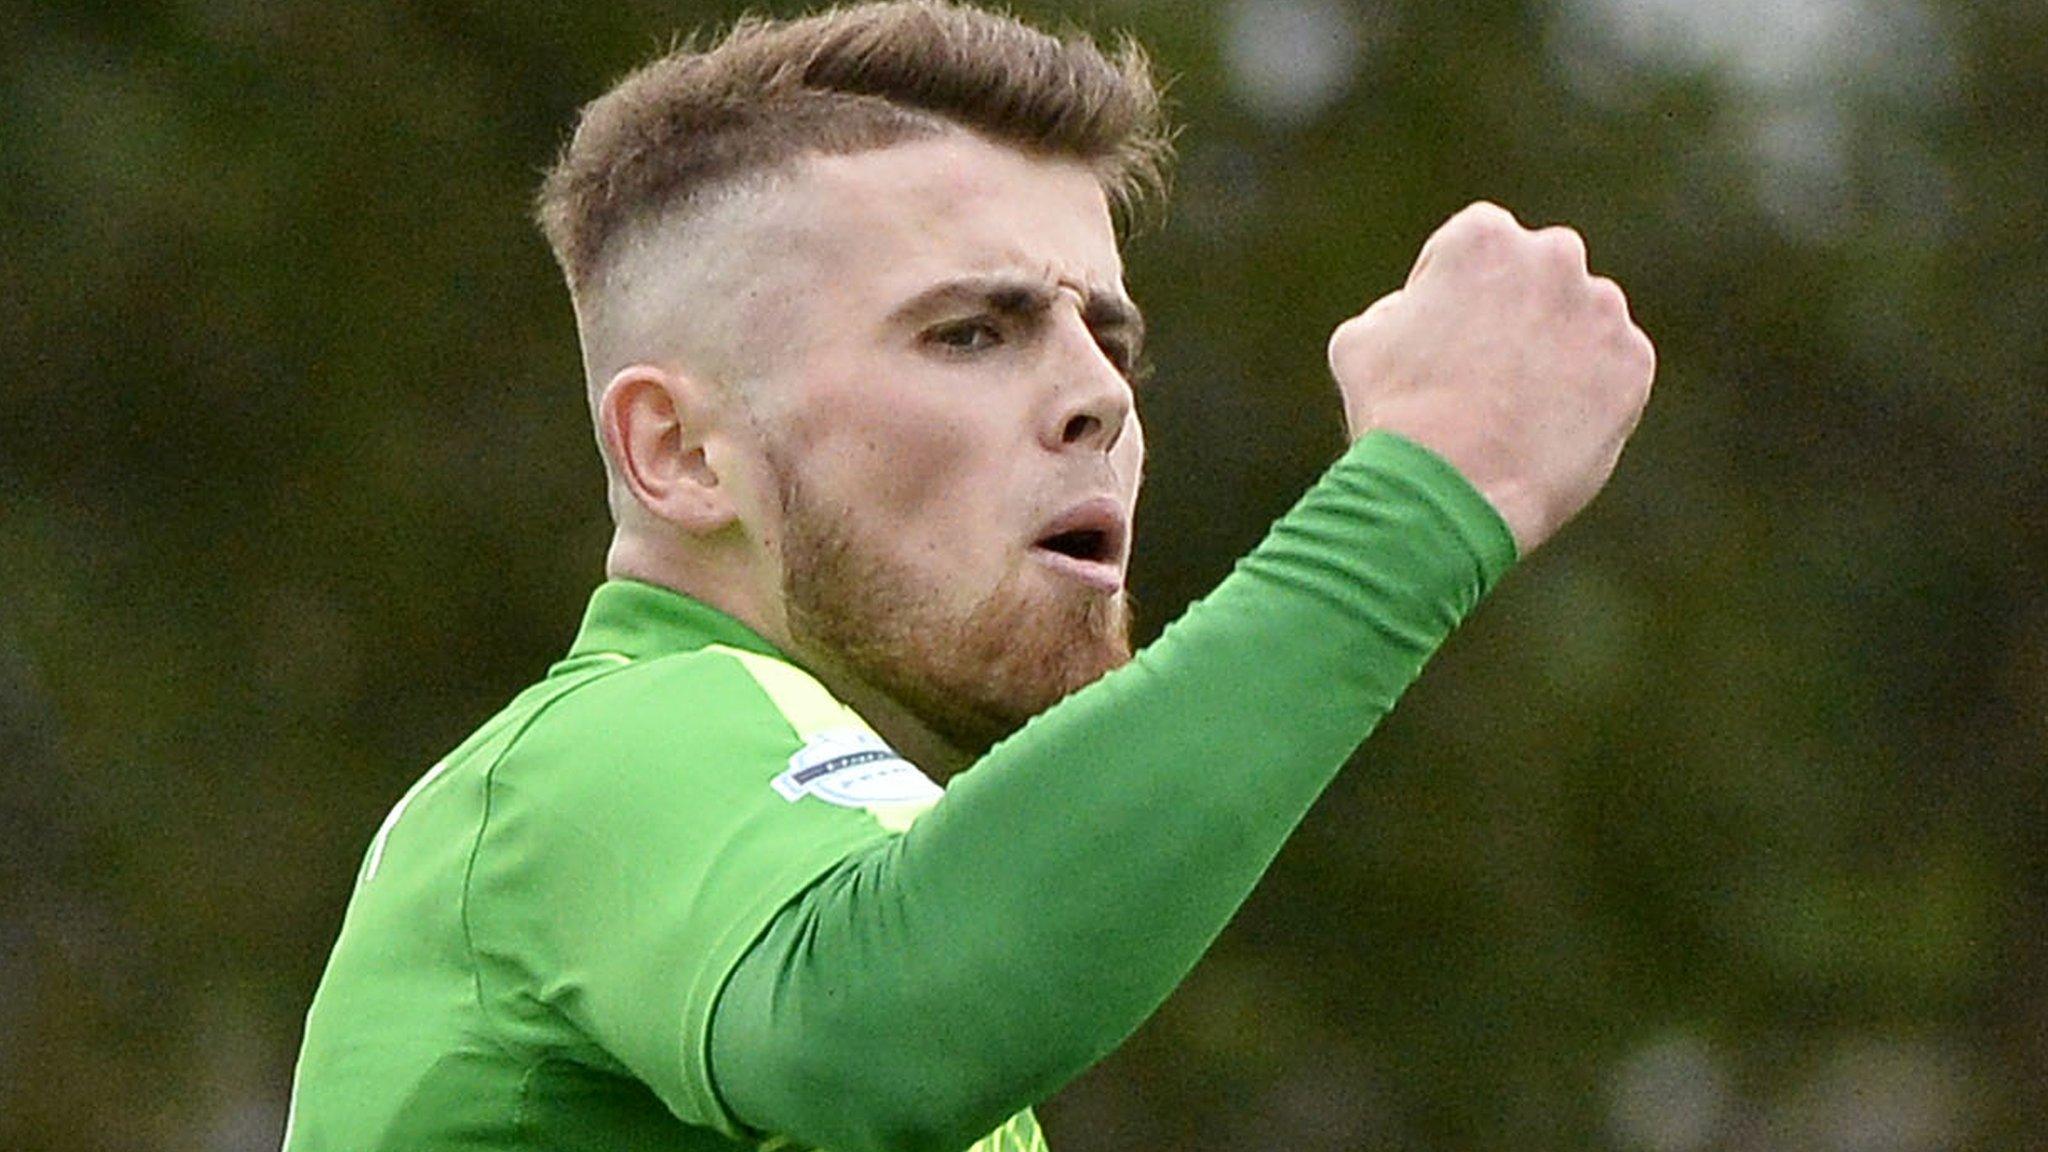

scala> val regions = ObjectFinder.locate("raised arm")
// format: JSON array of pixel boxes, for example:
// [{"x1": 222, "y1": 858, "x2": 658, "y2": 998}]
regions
[{"x1": 709, "y1": 205, "x2": 1656, "y2": 1152}]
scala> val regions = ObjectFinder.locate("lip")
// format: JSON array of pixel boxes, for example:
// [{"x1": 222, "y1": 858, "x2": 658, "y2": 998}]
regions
[{"x1": 1028, "y1": 496, "x2": 1130, "y2": 593}]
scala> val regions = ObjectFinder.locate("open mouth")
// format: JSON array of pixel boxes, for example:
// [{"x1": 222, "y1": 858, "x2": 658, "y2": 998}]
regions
[
  {"x1": 1036, "y1": 527, "x2": 1114, "y2": 564},
  {"x1": 1030, "y1": 499, "x2": 1128, "y2": 592}
]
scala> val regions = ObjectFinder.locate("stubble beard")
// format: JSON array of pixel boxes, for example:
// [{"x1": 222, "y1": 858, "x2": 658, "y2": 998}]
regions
[{"x1": 776, "y1": 468, "x2": 1134, "y2": 760}]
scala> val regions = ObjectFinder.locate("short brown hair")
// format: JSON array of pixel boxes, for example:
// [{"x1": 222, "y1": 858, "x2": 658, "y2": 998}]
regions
[{"x1": 535, "y1": 0, "x2": 1173, "y2": 294}]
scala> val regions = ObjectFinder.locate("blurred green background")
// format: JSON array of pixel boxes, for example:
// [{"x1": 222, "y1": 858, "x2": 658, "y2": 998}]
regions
[{"x1": 1, "y1": 0, "x2": 2041, "y2": 1148}]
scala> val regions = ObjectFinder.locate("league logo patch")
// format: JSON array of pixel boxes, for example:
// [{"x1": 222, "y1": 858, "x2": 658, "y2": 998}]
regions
[{"x1": 772, "y1": 728, "x2": 943, "y2": 808}]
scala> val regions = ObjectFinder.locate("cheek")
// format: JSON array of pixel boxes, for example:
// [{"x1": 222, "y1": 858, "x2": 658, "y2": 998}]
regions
[{"x1": 805, "y1": 399, "x2": 996, "y2": 526}]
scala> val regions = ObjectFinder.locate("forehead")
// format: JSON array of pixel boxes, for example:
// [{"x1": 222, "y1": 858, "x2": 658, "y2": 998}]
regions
[{"x1": 765, "y1": 132, "x2": 1125, "y2": 306}]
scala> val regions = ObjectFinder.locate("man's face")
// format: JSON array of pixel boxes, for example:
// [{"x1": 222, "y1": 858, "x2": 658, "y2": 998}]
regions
[{"x1": 739, "y1": 133, "x2": 1147, "y2": 759}]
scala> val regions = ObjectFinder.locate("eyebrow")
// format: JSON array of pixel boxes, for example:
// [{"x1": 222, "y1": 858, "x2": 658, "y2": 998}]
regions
[{"x1": 888, "y1": 273, "x2": 1147, "y2": 358}]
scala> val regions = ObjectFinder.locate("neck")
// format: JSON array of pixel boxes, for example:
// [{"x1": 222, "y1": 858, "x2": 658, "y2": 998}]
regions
[
  {"x1": 784, "y1": 649, "x2": 977, "y2": 783},
  {"x1": 607, "y1": 527, "x2": 787, "y2": 648}
]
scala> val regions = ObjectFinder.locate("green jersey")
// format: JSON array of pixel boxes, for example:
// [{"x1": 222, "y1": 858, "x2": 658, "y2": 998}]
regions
[
  {"x1": 285, "y1": 582, "x2": 1042, "y2": 1150},
  {"x1": 285, "y1": 432, "x2": 1515, "y2": 1152}
]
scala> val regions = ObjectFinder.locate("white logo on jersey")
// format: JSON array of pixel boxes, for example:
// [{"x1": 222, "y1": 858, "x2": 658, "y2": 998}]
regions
[{"x1": 772, "y1": 728, "x2": 942, "y2": 808}]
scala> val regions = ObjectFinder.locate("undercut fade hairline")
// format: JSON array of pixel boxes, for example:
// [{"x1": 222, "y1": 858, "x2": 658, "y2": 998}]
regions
[{"x1": 535, "y1": 0, "x2": 1174, "y2": 297}]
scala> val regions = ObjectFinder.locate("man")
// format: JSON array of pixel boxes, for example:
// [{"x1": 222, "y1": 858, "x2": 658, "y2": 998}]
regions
[{"x1": 284, "y1": 3, "x2": 1654, "y2": 1151}]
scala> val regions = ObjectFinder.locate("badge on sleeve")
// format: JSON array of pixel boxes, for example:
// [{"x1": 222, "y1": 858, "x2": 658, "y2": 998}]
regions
[{"x1": 772, "y1": 728, "x2": 944, "y2": 809}]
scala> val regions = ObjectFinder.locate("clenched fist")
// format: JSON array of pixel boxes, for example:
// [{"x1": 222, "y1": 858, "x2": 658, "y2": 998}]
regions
[{"x1": 1327, "y1": 202, "x2": 1656, "y2": 556}]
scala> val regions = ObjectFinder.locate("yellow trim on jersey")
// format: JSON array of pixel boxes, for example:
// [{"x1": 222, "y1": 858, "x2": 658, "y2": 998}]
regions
[
  {"x1": 705, "y1": 643, "x2": 942, "y2": 833},
  {"x1": 704, "y1": 644, "x2": 865, "y2": 739}
]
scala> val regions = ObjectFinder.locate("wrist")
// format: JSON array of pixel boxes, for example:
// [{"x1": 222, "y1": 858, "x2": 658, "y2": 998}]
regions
[{"x1": 1343, "y1": 431, "x2": 1521, "y2": 576}]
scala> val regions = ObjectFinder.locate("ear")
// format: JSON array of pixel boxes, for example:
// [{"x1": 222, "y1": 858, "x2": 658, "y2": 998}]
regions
[{"x1": 597, "y1": 365, "x2": 738, "y2": 535}]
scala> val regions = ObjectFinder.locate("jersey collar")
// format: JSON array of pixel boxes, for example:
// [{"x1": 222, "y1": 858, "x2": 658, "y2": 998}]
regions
[{"x1": 559, "y1": 579, "x2": 785, "y2": 667}]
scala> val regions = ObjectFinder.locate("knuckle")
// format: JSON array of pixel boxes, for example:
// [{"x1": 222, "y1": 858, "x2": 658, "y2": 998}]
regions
[
  {"x1": 1444, "y1": 201, "x2": 1521, "y2": 248},
  {"x1": 1460, "y1": 200, "x2": 1518, "y2": 229},
  {"x1": 1588, "y1": 275, "x2": 1630, "y2": 315},
  {"x1": 1539, "y1": 225, "x2": 1588, "y2": 266},
  {"x1": 1628, "y1": 326, "x2": 1658, "y2": 376}
]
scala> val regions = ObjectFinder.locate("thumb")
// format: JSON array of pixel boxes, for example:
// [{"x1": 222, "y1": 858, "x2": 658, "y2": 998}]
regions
[{"x1": 1327, "y1": 289, "x2": 1405, "y2": 373}]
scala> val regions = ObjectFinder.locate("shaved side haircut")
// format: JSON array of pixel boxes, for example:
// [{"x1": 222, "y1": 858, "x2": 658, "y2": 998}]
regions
[{"x1": 535, "y1": 0, "x2": 1172, "y2": 304}]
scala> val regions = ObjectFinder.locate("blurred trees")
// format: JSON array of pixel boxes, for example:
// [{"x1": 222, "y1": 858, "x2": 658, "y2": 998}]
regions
[{"x1": 0, "y1": 0, "x2": 2039, "y2": 1149}]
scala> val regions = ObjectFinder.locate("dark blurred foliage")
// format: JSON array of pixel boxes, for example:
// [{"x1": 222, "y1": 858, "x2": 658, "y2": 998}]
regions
[{"x1": 0, "y1": 0, "x2": 2040, "y2": 1148}]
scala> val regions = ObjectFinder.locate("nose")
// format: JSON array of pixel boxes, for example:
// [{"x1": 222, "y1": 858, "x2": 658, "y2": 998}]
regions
[{"x1": 1042, "y1": 312, "x2": 1134, "y2": 455}]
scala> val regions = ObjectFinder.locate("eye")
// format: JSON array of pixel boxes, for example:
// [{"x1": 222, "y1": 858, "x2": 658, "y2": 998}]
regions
[{"x1": 926, "y1": 318, "x2": 1004, "y2": 355}]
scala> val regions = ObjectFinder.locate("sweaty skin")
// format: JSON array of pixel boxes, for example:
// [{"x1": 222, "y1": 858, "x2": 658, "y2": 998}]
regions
[{"x1": 708, "y1": 431, "x2": 1515, "y2": 1152}]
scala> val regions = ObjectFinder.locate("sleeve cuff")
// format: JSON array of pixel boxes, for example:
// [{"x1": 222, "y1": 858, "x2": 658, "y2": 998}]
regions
[{"x1": 1344, "y1": 430, "x2": 1520, "y2": 588}]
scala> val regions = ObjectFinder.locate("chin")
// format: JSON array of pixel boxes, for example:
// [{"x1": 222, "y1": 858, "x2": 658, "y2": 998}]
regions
[
  {"x1": 773, "y1": 467, "x2": 1134, "y2": 756},
  {"x1": 802, "y1": 576, "x2": 1132, "y2": 761},
  {"x1": 923, "y1": 584, "x2": 1135, "y2": 753}
]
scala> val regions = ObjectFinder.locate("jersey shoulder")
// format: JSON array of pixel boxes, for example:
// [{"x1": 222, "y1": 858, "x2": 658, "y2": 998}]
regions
[{"x1": 484, "y1": 643, "x2": 946, "y2": 855}]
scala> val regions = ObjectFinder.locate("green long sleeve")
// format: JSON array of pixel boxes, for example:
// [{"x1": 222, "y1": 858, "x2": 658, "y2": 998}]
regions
[{"x1": 709, "y1": 431, "x2": 1517, "y2": 1152}]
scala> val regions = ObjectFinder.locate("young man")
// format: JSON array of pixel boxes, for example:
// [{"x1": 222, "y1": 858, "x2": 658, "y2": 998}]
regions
[{"x1": 284, "y1": 3, "x2": 1654, "y2": 1150}]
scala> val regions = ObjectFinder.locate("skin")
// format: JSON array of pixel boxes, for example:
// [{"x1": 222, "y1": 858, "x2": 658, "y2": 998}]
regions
[{"x1": 596, "y1": 132, "x2": 1147, "y2": 777}]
